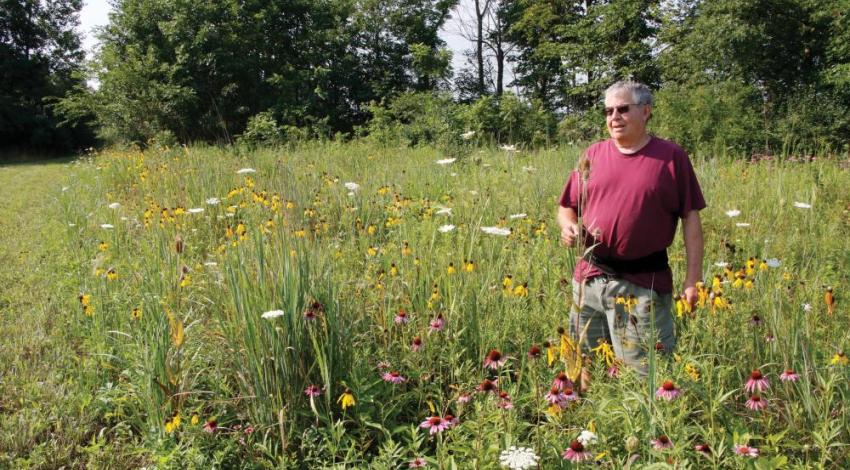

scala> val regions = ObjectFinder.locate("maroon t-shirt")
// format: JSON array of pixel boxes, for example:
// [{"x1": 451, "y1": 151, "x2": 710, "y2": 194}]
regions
[{"x1": 559, "y1": 136, "x2": 706, "y2": 293}]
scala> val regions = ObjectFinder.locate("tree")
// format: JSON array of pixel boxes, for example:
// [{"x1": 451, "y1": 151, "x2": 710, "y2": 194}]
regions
[{"x1": 0, "y1": 0, "x2": 92, "y2": 154}]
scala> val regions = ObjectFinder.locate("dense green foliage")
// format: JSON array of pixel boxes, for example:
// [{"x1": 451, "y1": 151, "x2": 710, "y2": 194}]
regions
[
  {"x1": 0, "y1": 0, "x2": 94, "y2": 155},
  {"x1": 4, "y1": 0, "x2": 850, "y2": 154}
]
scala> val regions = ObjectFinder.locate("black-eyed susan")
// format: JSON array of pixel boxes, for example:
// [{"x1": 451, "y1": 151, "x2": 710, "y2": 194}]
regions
[
  {"x1": 131, "y1": 307, "x2": 142, "y2": 320},
  {"x1": 338, "y1": 389, "x2": 356, "y2": 410},
  {"x1": 106, "y1": 268, "x2": 118, "y2": 281},
  {"x1": 98, "y1": 241, "x2": 109, "y2": 252},
  {"x1": 446, "y1": 262, "x2": 456, "y2": 275},
  {"x1": 830, "y1": 351, "x2": 849, "y2": 366}
]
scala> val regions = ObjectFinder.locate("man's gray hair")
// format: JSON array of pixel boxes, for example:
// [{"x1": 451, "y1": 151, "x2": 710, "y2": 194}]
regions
[{"x1": 605, "y1": 81, "x2": 653, "y2": 106}]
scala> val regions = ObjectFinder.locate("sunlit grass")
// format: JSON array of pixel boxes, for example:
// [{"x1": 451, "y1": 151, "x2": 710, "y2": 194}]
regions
[{"x1": 3, "y1": 142, "x2": 849, "y2": 467}]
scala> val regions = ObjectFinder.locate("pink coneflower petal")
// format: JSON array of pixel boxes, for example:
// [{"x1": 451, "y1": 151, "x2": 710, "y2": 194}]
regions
[
  {"x1": 734, "y1": 444, "x2": 759, "y2": 457},
  {"x1": 552, "y1": 372, "x2": 573, "y2": 390},
  {"x1": 476, "y1": 378, "x2": 499, "y2": 394},
  {"x1": 651, "y1": 435, "x2": 673, "y2": 450},
  {"x1": 394, "y1": 310, "x2": 409, "y2": 324},
  {"x1": 562, "y1": 440, "x2": 593, "y2": 462},
  {"x1": 420, "y1": 416, "x2": 449, "y2": 434},
  {"x1": 745, "y1": 369, "x2": 769, "y2": 393},
  {"x1": 408, "y1": 457, "x2": 427, "y2": 468},
  {"x1": 780, "y1": 369, "x2": 800, "y2": 382},
  {"x1": 457, "y1": 393, "x2": 472, "y2": 403},
  {"x1": 429, "y1": 314, "x2": 445, "y2": 332},
  {"x1": 483, "y1": 349, "x2": 509, "y2": 369},
  {"x1": 203, "y1": 419, "x2": 218, "y2": 433},
  {"x1": 655, "y1": 380, "x2": 681, "y2": 401},
  {"x1": 304, "y1": 384, "x2": 322, "y2": 397},
  {"x1": 545, "y1": 386, "x2": 567, "y2": 405},
  {"x1": 745, "y1": 394, "x2": 767, "y2": 411},
  {"x1": 562, "y1": 387, "x2": 579, "y2": 402},
  {"x1": 694, "y1": 443, "x2": 711, "y2": 456},
  {"x1": 382, "y1": 371, "x2": 407, "y2": 384},
  {"x1": 411, "y1": 336, "x2": 423, "y2": 352}
]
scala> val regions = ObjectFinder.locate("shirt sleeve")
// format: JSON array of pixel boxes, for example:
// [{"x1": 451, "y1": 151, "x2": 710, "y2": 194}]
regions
[
  {"x1": 558, "y1": 170, "x2": 581, "y2": 210},
  {"x1": 675, "y1": 149, "x2": 706, "y2": 217}
]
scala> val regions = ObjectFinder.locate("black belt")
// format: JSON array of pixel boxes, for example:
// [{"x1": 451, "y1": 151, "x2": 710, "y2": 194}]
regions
[{"x1": 584, "y1": 249, "x2": 669, "y2": 276}]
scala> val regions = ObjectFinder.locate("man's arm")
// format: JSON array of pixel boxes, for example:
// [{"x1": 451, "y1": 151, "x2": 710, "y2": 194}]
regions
[
  {"x1": 682, "y1": 210, "x2": 704, "y2": 306},
  {"x1": 558, "y1": 206, "x2": 579, "y2": 246}
]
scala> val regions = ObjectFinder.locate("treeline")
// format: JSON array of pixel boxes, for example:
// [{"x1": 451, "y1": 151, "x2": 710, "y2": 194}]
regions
[
  {"x1": 1, "y1": 0, "x2": 95, "y2": 154},
  {"x1": 4, "y1": 0, "x2": 850, "y2": 157}
]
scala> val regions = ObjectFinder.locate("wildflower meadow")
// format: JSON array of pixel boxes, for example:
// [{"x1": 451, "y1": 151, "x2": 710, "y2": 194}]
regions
[{"x1": 2, "y1": 141, "x2": 849, "y2": 468}]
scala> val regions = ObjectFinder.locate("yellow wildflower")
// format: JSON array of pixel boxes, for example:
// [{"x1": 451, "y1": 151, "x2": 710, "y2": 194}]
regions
[
  {"x1": 98, "y1": 241, "x2": 108, "y2": 252},
  {"x1": 446, "y1": 263, "x2": 456, "y2": 275},
  {"x1": 389, "y1": 263, "x2": 398, "y2": 277},
  {"x1": 464, "y1": 259, "x2": 475, "y2": 273},
  {"x1": 401, "y1": 242, "x2": 412, "y2": 257},
  {"x1": 591, "y1": 340, "x2": 616, "y2": 367},
  {"x1": 191, "y1": 415, "x2": 199, "y2": 426},
  {"x1": 338, "y1": 390, "x2": 356, "y2": 410},
  {"x1": 79, "y1": 294, "x2": 91, "y2": 307},
  {"x1": 180, "y1": 274, "x2": 191, "y2": 288},
  {"x1": 684, "y1": 363, "x2": 700, "y2": 381},
  {"x1": 131, "y1": 307, "x2": 142, "y2": 320},
  {"x1": 512, "y1": 282, "x2": 529, "y2": 297},
  {"x1": 106, "y1": 268, "x2": 118, "y2": 281},
  {"x1": 367, "y1": 246, "x2": 378, "y2": 257},
  {"x1": 830, "y1": 352, "x2": 849, "y2": 366},
  {"x1": 545, "y1": 342, "x2": 557, "y2": 367}
]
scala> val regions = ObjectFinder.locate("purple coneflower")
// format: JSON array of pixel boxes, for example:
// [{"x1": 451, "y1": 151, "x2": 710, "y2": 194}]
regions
[
  {"x1": 476, "y1": 378, "x2": 499, "y2": 394},
  {"x1": 457, "y1": 393, "x2": 472, "y2": 403},
  {"x1": 429, "y1": 314, "x2": 445, "y2": 332},
  {"x1": 484, "y1": 349, "x2": 509, "y2": 369},
  {"x1": 382, "y1": 371, "x2": 407, "y2": 384},
  {"x1": 411, "y1": 336, "x2": 422, "y2": 352},
  {"x1": 745, "y1": 369, "x2": 769, "y2": 393},
  {"x1": 444, "y1": 414, "x2": 459, "y2": 427},
  {"x1": 694, "y1": 443, "x2": 711, "y2": 456},
  {"x1": 562, "y1": 440, "x2": 592, "y2": 462},
  {"x1": 552, "y1": 372, "x2": 573, "y2": 390},
  {"x1": 607, "y1": 364, "x2": 621, "y2": 378},
  {"x1": 394, "y1": 310, "x2": 409, "y2": 324},
  {"x1": 733, "y1": 444, "x2": 759, "y2": 457},
  {"x1": 545, "y1": 386, "x2": 567, "y2": 405},
  {"x1": 408, "y1": 457, "x2": 427, "y2": 468},
  {"x1": 651, "y1": 435, "x2": 673, "y2": 450},
  {"x1": 304, "y1": 384, "x2": 322, "y2": 397},
  {"x1": 203, "y1": 419, "x2": 218, "y2": 433},
  {"x1": 780, "y1": 368, "x2": 800, "y2": 382},
  {"x1": 656, "y1": 380, "x2": 681, "y2": 401},
  {"x1": 527, "y1": 344, "x2": 542, "y2": 359},
  {"x1": 562, "y1": 387, "x2": 579, "y2": 402},
  {"x1": 745, "y1": 394, "x2": 767, "y2": 411},
  {"x1": 420, "y1": 416, "x2": 450, "y2": 434}
]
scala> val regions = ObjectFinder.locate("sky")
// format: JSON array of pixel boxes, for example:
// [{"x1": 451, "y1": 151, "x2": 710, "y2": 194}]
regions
[{"x1": 77, "y1": 0, "x2": 516, "y2": 90}]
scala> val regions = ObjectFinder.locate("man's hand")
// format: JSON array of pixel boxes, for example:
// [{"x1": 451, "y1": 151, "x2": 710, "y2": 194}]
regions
[
  {"x1": 683, "y1": 284, "x2": 698, "y2": 308},
  {"x1": 560, "y1": 222, "x2": 579, "y2": 247}
]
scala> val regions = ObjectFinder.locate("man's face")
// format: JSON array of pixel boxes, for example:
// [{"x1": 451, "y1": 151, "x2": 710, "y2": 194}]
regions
[{"x1": 604, "y1": 90, "x2": 651, "y2": 145}]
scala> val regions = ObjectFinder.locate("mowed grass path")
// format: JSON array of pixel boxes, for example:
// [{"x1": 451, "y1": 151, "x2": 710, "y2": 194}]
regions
[{"x1": 0, "y1": 159, "x2": 130, "y2": 468}]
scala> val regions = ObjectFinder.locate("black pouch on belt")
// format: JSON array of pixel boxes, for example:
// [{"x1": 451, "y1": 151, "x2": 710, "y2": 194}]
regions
[{"x1": 584, "y1": 250, "x2": 669, "y2": 276}]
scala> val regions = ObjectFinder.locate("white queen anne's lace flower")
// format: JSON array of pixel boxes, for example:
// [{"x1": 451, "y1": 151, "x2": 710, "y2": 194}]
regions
[
  {"x1": 577, "y1": 430, "x2": 598, "y2": 446},
  {"x1": 262, "y1": 310, "x2": 285, "y2": 319},
  {"x1": 499, "y1": 446, "x2": 539, "y2": 470},
  {"x1": 435, "y1": 158, "x2": 457, "y2": 165},
  {"x1": 438, "y1": 224, "x2": 455, "y2": 233},
  {"x1": 725, "y1": 209, "x2": 741, "y2": 217},
  {"x1": 481, "y1": 226, "x2": 511, "y2": 236},
  {"x1": 236, "y1": 168, "x2": 256, "y2": 174},
  {"x1": 344, "y1": 182, "x2": 360, "y2": 191},
  {"x1": 793, "y1": 201, "x2": 812, "y2": 209}
]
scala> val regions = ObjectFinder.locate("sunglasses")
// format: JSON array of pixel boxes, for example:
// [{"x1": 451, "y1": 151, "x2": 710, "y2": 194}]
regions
[{"x1": 604, "y1": 103, "x2": 641, "y2": 117}]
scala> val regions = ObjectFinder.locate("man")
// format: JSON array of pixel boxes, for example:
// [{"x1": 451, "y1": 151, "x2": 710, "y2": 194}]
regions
[{"x1": 557, "y1": 81, "x2": 705, "y2": 376}]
